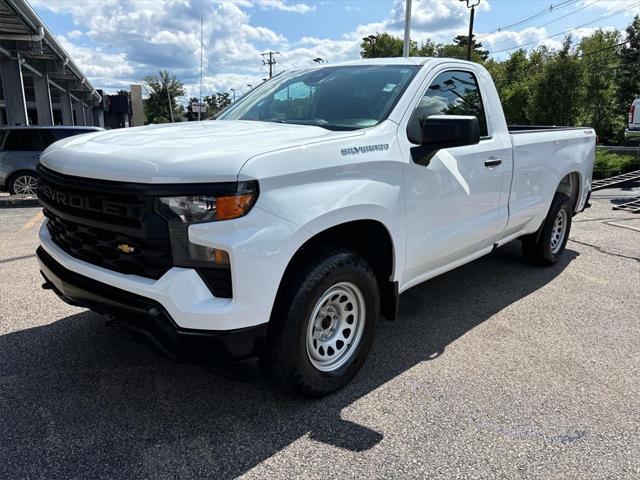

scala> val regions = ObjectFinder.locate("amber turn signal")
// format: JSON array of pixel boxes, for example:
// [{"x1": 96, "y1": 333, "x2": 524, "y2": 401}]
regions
[{"x1": 215, "y1": 192, "x2": 256, "y2": 221}]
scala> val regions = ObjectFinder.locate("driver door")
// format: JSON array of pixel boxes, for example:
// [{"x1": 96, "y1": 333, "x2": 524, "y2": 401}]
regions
[{"x1": 401, "y1": 68, "x2": 512, "y2": 286}]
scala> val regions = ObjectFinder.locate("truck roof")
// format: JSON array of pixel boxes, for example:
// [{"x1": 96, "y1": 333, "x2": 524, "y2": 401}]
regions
[{"x1": 307, "y1": 57, "x2": 479, "y2": 68}]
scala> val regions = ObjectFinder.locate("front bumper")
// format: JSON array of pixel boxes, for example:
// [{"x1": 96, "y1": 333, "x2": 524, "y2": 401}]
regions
[{"x1": 37, "y1": 246, "x2": 267, "y2": 359}]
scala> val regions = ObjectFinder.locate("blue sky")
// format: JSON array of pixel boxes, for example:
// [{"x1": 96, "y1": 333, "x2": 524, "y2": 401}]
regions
[{"x1": 30, "y1": 0, "x2": 639, "y2": 99}]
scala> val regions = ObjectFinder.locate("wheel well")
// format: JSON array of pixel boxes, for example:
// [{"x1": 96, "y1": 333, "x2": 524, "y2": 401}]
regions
[
  {"x1": 556, "y1": 172, "x2": 580, "y2": 213},
  {"x1": 277, "y1": 220, "x2": 398, "y2": 321}
]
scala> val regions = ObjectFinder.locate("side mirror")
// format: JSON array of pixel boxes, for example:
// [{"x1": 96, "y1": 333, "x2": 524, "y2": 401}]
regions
[{"x1": 409, "y1": 115, "x2": 480, "y2": 165}]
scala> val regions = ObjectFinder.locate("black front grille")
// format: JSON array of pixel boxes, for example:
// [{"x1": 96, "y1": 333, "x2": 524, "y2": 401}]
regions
[
  {"x1": 43, "y1": 210, "x2": 173, "y2": 278},
  {"x1": 38, "y1": 166, "x2": 173, "y2": 280}
]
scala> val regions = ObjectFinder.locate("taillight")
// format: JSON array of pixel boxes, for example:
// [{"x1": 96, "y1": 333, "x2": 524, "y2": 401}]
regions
[{"x1": 630, "y1": 105, "x2": 636, "y2": 123}]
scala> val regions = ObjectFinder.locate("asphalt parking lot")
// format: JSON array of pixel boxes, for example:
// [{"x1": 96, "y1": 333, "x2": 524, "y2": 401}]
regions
[{"x1": 1, "y1": 188, "x2": 639, "y2": 479}]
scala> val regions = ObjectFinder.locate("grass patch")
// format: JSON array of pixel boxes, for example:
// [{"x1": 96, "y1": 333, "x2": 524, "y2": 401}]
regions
[{"x1": 593, "y1": 150, "x2": 640, "y2": 179}]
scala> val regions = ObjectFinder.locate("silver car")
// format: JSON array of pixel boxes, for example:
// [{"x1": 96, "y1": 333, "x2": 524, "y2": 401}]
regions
[{"x1": 0, "y1": 126, "x2": 103, "y2": 195}]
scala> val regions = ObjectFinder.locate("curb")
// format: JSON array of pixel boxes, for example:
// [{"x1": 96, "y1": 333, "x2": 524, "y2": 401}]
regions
[{"x1": 0, "y1": 195, "x2": 40, "y2": 208}]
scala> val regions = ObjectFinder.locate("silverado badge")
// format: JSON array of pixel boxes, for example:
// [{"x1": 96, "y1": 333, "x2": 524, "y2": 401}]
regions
[{"x1": 117, "y1": 243, "x2": 136, "y2": 254}]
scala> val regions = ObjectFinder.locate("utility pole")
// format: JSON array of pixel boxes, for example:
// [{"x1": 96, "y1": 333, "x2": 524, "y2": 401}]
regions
[
  {"x1": 459, "y1": 0, "x2": 481, "y2": 61},
  {"x1": 230, "y1": 88, "x2": 236, "y2": 102},
  {"x1": 402, "y1": 0, "x2": 412, "y2": 57},
  {"x1": 199, "y1": 15, "x2": 203, "y2": 121},
  {"x1": 261, "y1": 51, "x2": 280, "y2": 79}
]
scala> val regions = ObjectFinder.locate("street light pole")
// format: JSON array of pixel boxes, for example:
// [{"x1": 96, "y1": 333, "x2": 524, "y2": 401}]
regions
[
  {"x1": 459, "y1": 0, "x2": 480, "y2": 61},
  {"x1": 199, "y1": 15, "x2": 203, "y2": 121},
  {"x1": 402, "y1": 0, "x2": 412, "y2": 57},
  {"x1": 230, "y1": 88, "x2": 236, "y2": 102}
]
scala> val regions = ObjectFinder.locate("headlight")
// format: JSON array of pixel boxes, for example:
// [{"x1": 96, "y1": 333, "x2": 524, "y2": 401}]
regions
[
  {"x1": 155, "y1": 182, "x2": 259, "y2": 299},
  {"x1": 158, "y1": 186, "x2": 257, "y2": 224}
]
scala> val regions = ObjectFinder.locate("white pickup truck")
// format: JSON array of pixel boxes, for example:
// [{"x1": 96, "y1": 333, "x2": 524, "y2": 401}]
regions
[{"x1": 37, "y1": 58, "x2": 595, "y2": 397}]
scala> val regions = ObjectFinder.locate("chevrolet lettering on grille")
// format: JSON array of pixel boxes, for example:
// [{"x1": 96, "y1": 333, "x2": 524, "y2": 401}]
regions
[{"x1": 40, "y1": 183, "x2": 129, "y2": 216}]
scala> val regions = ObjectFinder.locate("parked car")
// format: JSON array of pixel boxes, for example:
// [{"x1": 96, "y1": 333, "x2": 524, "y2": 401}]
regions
[
  {"x1": 36, "y1": 58, "x2": 595, "y2": 397},
  {"x1": 0, "y1": 125, "x2": 103, "y2": 195},
  {"x1": 624, "y1": 98, "x2": 640, "y2": 143}
]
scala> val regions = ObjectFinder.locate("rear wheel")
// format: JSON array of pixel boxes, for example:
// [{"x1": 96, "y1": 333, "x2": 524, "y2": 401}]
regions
[
  {"x1": 264, "y1": 247, "x2": 379, "y2": 397},
  {"x1": 522, "y1": 192, "x2": 572, "y2": 265},
  {"x1": 8, "y1": 172, "x2": 38, "y2": 195}
]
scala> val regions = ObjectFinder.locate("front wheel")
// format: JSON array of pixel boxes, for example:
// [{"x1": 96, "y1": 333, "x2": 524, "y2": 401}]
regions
[
  {"x1": 263, "y1": 247, "x2": 379, "y2": 398},
  {"x1": 522, "y1": 192, "x2": 572, "y2": 265}
]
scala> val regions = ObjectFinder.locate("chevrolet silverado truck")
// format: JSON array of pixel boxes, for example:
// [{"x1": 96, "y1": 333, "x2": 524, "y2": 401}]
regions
[{"x1": 36, "y1": 58, "x2": 595, "y2": 397}]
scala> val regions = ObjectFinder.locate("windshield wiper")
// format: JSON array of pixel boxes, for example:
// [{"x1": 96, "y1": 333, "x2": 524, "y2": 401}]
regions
[{"x1": 272, "y1": 119, "x2": 357, "y2": 131}]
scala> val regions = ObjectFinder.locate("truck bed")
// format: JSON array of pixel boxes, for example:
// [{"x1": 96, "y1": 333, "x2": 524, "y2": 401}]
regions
[{"x1": 508, "y1": 125, "x2": 590, "y2": 133}]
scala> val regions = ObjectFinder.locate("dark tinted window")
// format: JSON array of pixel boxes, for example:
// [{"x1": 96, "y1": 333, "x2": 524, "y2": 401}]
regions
[
  {"x1": 52, "y1": 129, "x2": 94, "y2": 140},
  {"x1": 219, "y1": 65, "x2": 419, "y2": 131},
  {"x1": 415, "y1": 70, "x2": 488, "y2": 137},
  {"x1": 39, "y1": 128, "x2": 94, "y2": 148},
  {"x1": 3, "y1": 130, "x2": 43, "y2": 151}
]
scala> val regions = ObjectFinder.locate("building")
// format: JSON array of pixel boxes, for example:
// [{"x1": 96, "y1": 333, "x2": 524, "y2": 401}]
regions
[{"x1": 0, "y1": 0, "x2": 101, "y2": 126}]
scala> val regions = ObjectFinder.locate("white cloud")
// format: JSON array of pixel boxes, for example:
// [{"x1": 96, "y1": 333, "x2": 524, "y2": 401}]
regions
[
  {"x1": 255, "y1": 0, "x2": 315, "y2": 14},
  {"x1": 580, "y1": 0, "x2": 640, "y2": 16},
  {"x1": 66, "y1": 29, "x2": 82, "y2": 39},
  {"x1": 57, "y1": 36, "x2": 136, "y2": 90}
]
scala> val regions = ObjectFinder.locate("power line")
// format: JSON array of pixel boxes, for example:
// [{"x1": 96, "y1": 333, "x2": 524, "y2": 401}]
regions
[
  {"x1": 578, "y1": 40, "x2": 630, "y2": 58},
  {"x1": 260, "y1": 51, "x2": 280, "y2": 79},
  {"x1": 477, "y1": 0, "x2": 581, "y2": 39},
  {"x1": 604, "y1": 59, "x2": 640, "y2": 70},
  {"x1": 485, "y1": 0, "x2": 600, "y2": 48},
  {"x1": 489, "y1": 3, "x2": 639, "y2": 55}
]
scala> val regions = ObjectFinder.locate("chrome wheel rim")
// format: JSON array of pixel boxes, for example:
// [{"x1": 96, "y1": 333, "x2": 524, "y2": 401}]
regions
[
  {"x1": 306, "y1": 282, "x2": 366, "y2": 372},
  {"x1": 13, "y1": 175, "x2": 38, "y2": 195},
  {"x1": 550, "y1": 209, "x2": 567, "y2": 254}
]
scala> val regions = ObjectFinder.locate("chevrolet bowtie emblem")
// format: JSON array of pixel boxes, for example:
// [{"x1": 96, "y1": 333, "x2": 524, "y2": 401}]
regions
[{"x1": 117, "y1": 243, "x2": 136, "y2": 254}]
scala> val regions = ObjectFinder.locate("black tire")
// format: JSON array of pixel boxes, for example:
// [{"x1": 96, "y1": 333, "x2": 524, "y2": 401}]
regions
[
  {"x1": 7, "y1": 171, "x2": 38, "y2": 195},
  {"x1": 263, "y1": 247, "x2": 379, "y2": 398},
  {"x1": 522, "y1": 192, "x2": 572, "y2": 265}
]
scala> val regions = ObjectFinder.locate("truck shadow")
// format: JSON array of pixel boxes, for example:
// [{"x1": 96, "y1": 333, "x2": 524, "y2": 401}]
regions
[{"x1": 0, "y1": 242, "x2": 578, "y2": 478}]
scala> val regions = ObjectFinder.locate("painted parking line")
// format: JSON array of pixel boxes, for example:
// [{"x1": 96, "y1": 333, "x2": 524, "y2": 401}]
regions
[{"x1": 19, "y1": 211, "x2": 44, "y2": 232}]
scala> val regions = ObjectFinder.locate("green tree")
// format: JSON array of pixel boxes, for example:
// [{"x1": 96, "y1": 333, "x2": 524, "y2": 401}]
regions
[
  {"x1": 527, "y1": 38, "x2": 582, "y2": 125},
  {"x1": 498, "y1": 49, "x2": 536, "y2": 125},
  {"x1": 142, "y1": 70, "x2": 186, "y2": 124},
  {"x1": 360, "y1": 33, "x2": 418, "y2": 58},
  {"x1": 577, "y1": 29, "x2": 623, "y2": 144},
  {"x1": 450, "y1": 34, "x2": 490, "y2": 60},
  {"x1": 204, "y1": 92, "x2": 232, "y2": 117}
]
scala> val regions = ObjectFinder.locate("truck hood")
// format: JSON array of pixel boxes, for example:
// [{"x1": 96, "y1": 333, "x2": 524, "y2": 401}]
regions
[{"x1": 40, "y1": 120, "x2": 362, "y2": 183}]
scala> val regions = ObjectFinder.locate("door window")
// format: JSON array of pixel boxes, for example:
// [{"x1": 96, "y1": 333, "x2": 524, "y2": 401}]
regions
[
  {"x1": 3, "y1": 130, "x2": 43, "y2": 151},
  {"x1": 414, "y1": 70, "x2": 488, "y2": 137}
]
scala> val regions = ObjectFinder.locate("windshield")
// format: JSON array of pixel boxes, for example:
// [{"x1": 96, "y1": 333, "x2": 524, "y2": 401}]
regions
[{"x1": 217, "y1": 65, "x2": 419, "y2": 131}]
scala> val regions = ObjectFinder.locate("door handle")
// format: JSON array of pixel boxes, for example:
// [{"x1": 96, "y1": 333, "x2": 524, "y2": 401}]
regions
[{"x1": 484, "y1": 159, "x2": 502, "y2": 167}]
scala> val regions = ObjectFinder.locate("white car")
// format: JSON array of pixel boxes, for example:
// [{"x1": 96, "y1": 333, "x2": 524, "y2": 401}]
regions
[
  {"x1": 36, "y1": 58, "x2": 595, "y2": 397},
  {"x1": 625, "y1": 98, "x2": 640, "y2": 142}
]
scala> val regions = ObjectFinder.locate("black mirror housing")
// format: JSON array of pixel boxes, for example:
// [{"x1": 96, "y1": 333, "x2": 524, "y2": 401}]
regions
[{"x1": 409, "y1": 115, "x2": 480, "y2": 165}]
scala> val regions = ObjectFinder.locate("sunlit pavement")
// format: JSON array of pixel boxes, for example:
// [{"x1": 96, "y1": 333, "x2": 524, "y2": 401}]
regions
[{"x1": 1, "y1": 187, "x2": 638, "y2": 479}]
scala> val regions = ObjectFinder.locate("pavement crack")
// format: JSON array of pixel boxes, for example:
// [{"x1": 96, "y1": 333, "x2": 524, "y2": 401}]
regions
[{"x1": 569, "y1": 238, "x2": 640, "y2": 262}]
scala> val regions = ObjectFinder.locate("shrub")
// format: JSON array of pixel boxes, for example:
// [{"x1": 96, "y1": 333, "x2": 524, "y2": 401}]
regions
[{"x1": 593, "y1": 150, "x2": 640, "y2": 179}]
